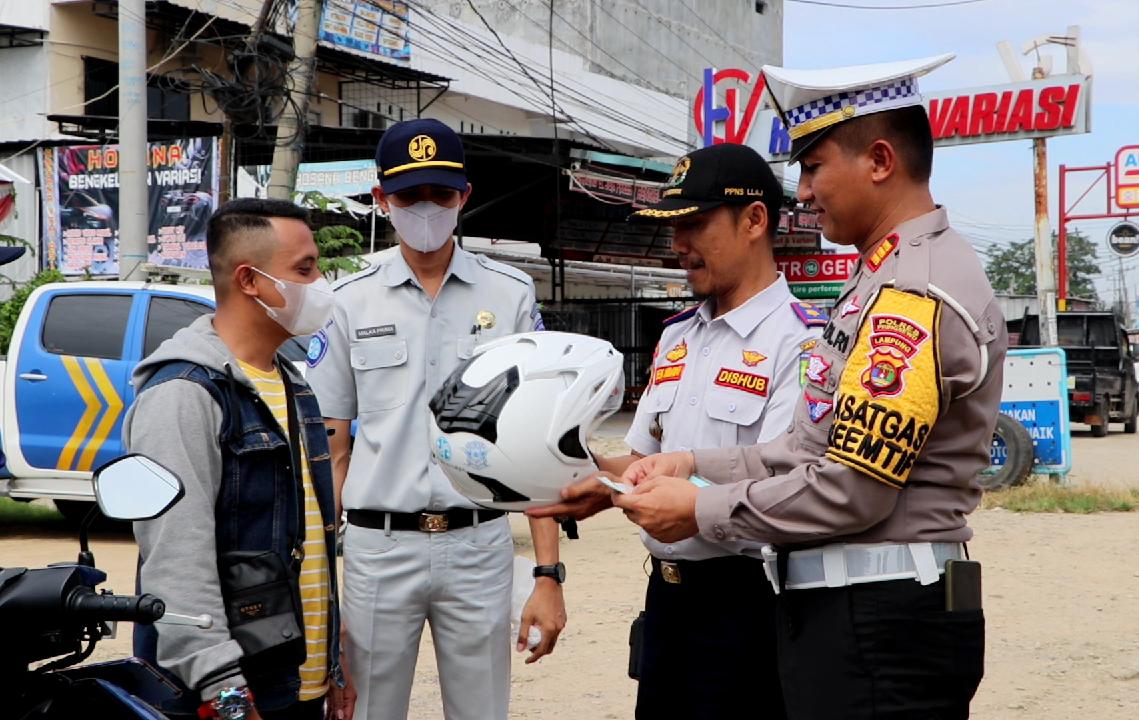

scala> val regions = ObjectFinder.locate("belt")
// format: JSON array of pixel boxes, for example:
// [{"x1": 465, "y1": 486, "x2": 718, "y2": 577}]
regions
[
  {"x1": 346, "y1": 508, "x2": 506, "y2": 533},
  {"x1": 760, "y1": 542, "x2": 965, "y2": 594},
  {"x1": 651, "y1": 554, "x2": 764, "y2": 586}
]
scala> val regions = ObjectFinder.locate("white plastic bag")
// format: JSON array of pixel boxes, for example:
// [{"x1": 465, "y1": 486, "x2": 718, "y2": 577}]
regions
[{"x1": 511, "y1": 555, "x2": 542, "y2": 650}]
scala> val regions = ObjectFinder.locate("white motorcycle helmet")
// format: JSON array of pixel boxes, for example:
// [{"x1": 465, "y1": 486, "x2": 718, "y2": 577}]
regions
[{"x1": 428, "y1": 331, "x2": 625, "y2": 511}]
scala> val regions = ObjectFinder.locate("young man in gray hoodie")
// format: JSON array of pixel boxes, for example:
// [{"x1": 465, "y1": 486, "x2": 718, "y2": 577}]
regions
[{"x1": 126, "y1": 198, "x2": 352, "y2": 720}]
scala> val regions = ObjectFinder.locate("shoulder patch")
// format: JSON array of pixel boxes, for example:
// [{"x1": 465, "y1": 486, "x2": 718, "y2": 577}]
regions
[
  {"x1": 332, "y1": 260, "x2": 381, "y2": 291},
  {"x1": 663, "y1": 306, "x2": 699, "y2": 327},
  {"x1": 790, "y1": 301, "x2": 829, "y2": 327},
  {"x1": 825, "y1": 287, "x2": 941, "y2": 490},
  {"x1": 476, "y1": 254, "x2": 534, "y2": 287}
]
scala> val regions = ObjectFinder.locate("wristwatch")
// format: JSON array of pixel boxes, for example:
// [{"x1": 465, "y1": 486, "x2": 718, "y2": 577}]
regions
[
  {"x1": 533, "y1": 562, "x2": 566, "y2": 584},
  {"x1": 198, "y1": 686, "x2": 254, "y2": 720}
]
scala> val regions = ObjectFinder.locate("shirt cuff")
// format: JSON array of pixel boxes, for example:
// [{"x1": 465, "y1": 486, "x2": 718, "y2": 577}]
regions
[
  {"x1": 695, "y1": 481, "x2": 738, "y2": 544},
  {"x1": 623, "y1": 430, "x2": 658, "y2": 458},
  {"x1": 692, "y1": 447, "x2": 741, "y2": 484}
]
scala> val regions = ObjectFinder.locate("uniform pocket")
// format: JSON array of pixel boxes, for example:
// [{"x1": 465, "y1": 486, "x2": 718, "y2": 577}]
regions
[
  {"x1": 350, "y1": 338, "x2": 409, "y2": 412},
  {"x1": 705, "y1": 388, "x2": 767, "y2": 445}
]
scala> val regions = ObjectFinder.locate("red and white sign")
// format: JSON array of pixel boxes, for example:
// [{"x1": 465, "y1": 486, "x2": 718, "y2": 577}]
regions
[
  {"x1": 1115, "y1": 146, "x2": 1139, "y2": 209},
  {"x1": 694, "y1": 71, "x2": 1093, "y2": 159},
  {"x1": 927, "y1": 75, "x2": 1090, "y2": 147},
  {"x1": 777, "y1": 252, "x2": 859, "y2": 284}
]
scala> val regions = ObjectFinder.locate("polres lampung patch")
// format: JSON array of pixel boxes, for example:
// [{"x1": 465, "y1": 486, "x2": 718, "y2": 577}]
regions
[{"x1": 824, "y1": 288, "x2": 942, "y2": 489}]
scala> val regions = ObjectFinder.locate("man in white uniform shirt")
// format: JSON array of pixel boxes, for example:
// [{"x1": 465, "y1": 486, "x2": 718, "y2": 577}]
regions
[
  {"x1": 308, "y1": 119, "x2": 565, "y2": 720},
  {"x1": 531, "y1": 143, "x2": 823, "y2": 719}
]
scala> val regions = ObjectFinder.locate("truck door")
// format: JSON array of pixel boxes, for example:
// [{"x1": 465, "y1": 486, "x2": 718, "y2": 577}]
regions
[{"x1": 14, "y1": 290, "x2": 136, "y2": 472}]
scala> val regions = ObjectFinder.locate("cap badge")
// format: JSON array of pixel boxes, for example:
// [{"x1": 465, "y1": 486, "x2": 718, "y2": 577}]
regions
[
  {"x1": 665, "y1": 156, "x2": 691, "y2": 188},
  {"x1": 408, "y1": 134, "x2": 437, "y2": 162}
]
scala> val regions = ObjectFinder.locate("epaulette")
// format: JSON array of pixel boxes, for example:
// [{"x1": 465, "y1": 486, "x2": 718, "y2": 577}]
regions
[
  {"x1": 790, "y1": 301, "x2": 829, "y2": 327},
  {"x1": 332, "y1": 260, "x2": 382, "y2": 291},
  {"x1": 663, "y1": 305, "x2": 699, "y2": 327},
  {"x1": 476, "y1": 254, "x2": 533, "y2": 287}
]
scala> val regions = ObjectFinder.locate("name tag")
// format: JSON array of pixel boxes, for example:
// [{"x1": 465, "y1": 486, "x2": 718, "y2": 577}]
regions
[{"x1": 356, "y1": 324, "x2": 396, "y2": 339}]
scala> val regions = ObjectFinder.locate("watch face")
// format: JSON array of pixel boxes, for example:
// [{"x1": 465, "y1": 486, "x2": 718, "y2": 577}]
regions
[{"x1": 555, "y1": 562, "x2": 566, "y2": 583}]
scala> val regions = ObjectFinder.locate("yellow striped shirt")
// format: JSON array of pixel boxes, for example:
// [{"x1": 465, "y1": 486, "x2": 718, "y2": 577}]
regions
[{"x1": 238, "y1": 361, "x2": 329, "y2": 699}]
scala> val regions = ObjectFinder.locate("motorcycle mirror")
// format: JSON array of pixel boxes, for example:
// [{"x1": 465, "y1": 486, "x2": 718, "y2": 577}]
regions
[{"x1": 92, "y1": 454, "x2": 184, "y2": 521}]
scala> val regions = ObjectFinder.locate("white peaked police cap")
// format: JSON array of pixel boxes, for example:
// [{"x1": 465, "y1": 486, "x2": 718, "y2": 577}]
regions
[{"x1": 762, "y1": 53, "x2": 955, "y2": 162}]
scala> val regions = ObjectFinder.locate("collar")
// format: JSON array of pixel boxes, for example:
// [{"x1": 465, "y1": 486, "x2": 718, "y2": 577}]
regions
[
  {"x1": 859, "y1": 205, "x2": 950, "y2": 277},
  {"x1": 697, "y1": 273, "x2": 793, "y2": 338},
  {"x1": 378, "y1": 242, "x2": 478, "y2": 287}
]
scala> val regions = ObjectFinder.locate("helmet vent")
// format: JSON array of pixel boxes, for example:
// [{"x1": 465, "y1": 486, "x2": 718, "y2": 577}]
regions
[
  {"x1": 469, "y1": 473, "x2": 531, "y2": 504},
  {"x1": 429, "y1": 364, "x2": 520, "y2": 444},
  {"x1": 557, "y1": 426, "x2": 588, "y2": 459}
]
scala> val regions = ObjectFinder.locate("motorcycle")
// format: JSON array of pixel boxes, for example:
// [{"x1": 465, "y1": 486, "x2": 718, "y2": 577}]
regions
[{"x1": 1, "y1": 454, "x2": 209, "y2": 719}]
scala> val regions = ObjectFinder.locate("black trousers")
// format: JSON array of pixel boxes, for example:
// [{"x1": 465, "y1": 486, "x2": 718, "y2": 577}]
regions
[
  {"x1": 776, "y1": 579, "x2": 984, "y2": 719},
  {"x1": 636, "y1": 555, "x2": 785, "y2": 720}
]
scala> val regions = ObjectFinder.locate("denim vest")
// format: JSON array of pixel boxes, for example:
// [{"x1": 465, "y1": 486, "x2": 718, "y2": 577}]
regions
[{"x1": 133, "y1": 358, "x2": 342, "y2": 714}]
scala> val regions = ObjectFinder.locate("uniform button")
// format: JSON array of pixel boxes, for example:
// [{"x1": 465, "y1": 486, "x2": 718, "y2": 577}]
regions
[
  {"x1": 394, "y1": 351, "x2": 405, "y2": 361},
  {"x1": 702, "y1": 346, "x2": 710, "y2": 357},
  {"x1": 430, "y1": 358, "x2": 437, "y2": 366},
  {"x1": 430, "y1": 455, "x2": 438, "y2": 465},
  {"x1": 430, "y1": 310, "x2": 438, "y2": 318},
  {"x1": 689, "y1": 396, "x2": 697, "y2": 406},
  {"x1": 665, "y1": 546, "x2": 675, "y2": 556},
  {"x1": 713, "y1": 525, "x2": 726, "y2": 540},
  {"x1": 728, "y1": 403, "x2": 737, "y2": 413}
]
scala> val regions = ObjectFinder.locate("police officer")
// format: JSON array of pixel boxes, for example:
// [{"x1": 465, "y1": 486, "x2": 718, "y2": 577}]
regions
[
  {"x1": 306, "y1": 119, "x2": 565, "y2": 720},
  {"x1": 531, "y1": 143, "x2": 822, "y2": 719},
  {"x1": 608, "y1": 55, "x2": 1007, "y2": 719}
]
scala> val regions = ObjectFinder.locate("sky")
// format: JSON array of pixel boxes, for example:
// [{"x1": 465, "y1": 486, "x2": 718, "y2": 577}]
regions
[{"x1": 780, "y1": 0, "x2": 1139, "y2": 303}]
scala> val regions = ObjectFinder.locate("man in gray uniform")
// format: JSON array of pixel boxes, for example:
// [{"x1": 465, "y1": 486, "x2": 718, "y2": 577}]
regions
[
  {"x1": 306, "y1": 119, "x2": 565, "y2": 720},
  {"x1": 609, "y1": 55, "x2": 1007, "y2": 719},
  {"x1": 532, "y1": 143, "x2": 821, "y2": 719}
]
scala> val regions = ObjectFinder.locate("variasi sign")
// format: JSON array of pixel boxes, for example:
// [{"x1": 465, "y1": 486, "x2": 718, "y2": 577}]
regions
[
  {"x1": 694, "y1": 71, "x2": 1093, "y2": 160},
  {"x1": 1115, "y1": 145, "x2": 1139, "y2": 209}
]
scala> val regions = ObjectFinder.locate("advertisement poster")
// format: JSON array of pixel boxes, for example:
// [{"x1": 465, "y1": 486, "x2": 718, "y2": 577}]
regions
[
  {"x1": 38, "y1": 138, "x2": 217, "y2": 276},
  {"x1": 320, "y1": 0, "x2": 410, "y2": 63}
]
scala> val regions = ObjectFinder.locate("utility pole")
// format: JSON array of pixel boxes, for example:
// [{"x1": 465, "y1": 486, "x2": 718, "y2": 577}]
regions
[
  {"x1": 267, "y1": 0, "x2": 323, "y2": 200},
  {"x1": 1030, "y1": 64, "x2": 1059, "y2": 346},
  {"x1": 118, "y1": 0, "x2": 148, "y2": 280}
]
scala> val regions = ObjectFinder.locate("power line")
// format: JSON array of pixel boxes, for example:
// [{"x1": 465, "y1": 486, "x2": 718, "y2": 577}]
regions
[
  {"x1": 788, "y1": 0, "x2": 989, "y2": 8},
  {"x1": 407, "y1": 4, "x2": 688, "y2": 152}
]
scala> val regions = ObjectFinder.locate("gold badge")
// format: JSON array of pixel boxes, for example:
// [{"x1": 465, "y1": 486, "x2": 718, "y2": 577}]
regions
[
  {"x1": 665, "y1": 156, "x2": 691, "y2": 188},
  {"x1": 476, "y1": 310, "x2": 496, "y2": 330},
  {"x1": 408, "y1": 134, "x2": 437, "y2": 162},
  {"x1": 665, "y1": 339, "x2": 688, "y2": 363},
  {"x1": 741, "y1": 350, "x2": 767, "y2": 367}
]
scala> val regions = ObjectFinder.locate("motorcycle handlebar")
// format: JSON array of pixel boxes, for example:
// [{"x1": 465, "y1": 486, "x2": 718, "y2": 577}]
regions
[{"x1": 67, "y1": 588, "x2": 166, "y2": 625}]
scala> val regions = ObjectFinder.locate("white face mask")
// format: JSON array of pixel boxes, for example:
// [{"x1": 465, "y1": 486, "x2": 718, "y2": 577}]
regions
[
  {"x1": 388, "y1": 201, "x2": 459, "y2": 253},
  {"x1": 251, "y1": 268, "x2": 335, "y2": 337}
]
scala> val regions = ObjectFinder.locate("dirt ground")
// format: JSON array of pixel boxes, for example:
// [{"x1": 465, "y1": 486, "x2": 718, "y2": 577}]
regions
[{"x1": 4, "y1": 420, "x2": 1139, "y2": 718}]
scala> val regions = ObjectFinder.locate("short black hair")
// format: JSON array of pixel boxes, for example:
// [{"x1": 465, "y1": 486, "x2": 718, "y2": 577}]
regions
[
  {"x1": 829, "y1": 105, "x2": 934, "y2": 182},
  {"x1": 206, "y1": 198, "x2": 310, "y2": 286}
]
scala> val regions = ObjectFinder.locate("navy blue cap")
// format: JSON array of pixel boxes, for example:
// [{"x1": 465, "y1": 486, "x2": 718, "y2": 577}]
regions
[
  {"x1": 375, "y1": 119, "x2": 467, "y2": 194},
  {"x1": 0, "y1": 246, "x2": 26, "y2": 266}
]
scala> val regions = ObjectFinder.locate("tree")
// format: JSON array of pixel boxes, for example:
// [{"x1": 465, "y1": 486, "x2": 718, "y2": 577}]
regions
[{"x1": 983, "y1": 229, "x2": 1100, "y2": 302}]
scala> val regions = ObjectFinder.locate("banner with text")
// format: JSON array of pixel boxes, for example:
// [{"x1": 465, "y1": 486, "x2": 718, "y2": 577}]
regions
[{"x1": 38, "y1": 138, "x2": 217, "y2": 276}]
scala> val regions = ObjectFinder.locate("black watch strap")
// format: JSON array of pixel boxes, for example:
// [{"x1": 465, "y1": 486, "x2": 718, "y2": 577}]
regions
[{"x1": 533, "y1": 562, "x2": 566, "y2": 584}]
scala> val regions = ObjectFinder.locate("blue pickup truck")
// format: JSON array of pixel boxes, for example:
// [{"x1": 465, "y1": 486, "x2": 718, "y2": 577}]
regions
[{"x1": 0, "y1": 281, "x2": 309, "y2": 521}]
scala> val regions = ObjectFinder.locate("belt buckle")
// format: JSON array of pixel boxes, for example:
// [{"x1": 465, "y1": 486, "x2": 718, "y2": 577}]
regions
[
  {"x1": 419, "y1": 513, "x2": 449, "y2": 532},
  {"x1": 659, "y1": 561, "x2": 681, "y2": 584}
]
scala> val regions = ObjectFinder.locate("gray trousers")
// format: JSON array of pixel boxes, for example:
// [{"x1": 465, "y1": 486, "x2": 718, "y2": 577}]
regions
[{"x1": 341, "y1": 516, "x2": 513, "y2": 720}]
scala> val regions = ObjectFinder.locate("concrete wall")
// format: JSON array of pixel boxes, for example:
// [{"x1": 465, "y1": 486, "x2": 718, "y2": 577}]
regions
[{"x1": 415, "y1": 0, "x2": 783, "y2": 98}]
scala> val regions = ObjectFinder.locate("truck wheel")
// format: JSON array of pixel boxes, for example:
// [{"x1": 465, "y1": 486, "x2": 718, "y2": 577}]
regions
[
  {"x1": 53, "y1": 499, "x2": 97, "y2": 526},
  {"x1": 1091, "y1": 400, "x2": 1109, "y2": 437},
  {"x1": 1126, "y1": 400, "x2": 1138, "y2": 434},
  {"x1": 980, "y1": 415, "x2": 1034, "y2": 491}
]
